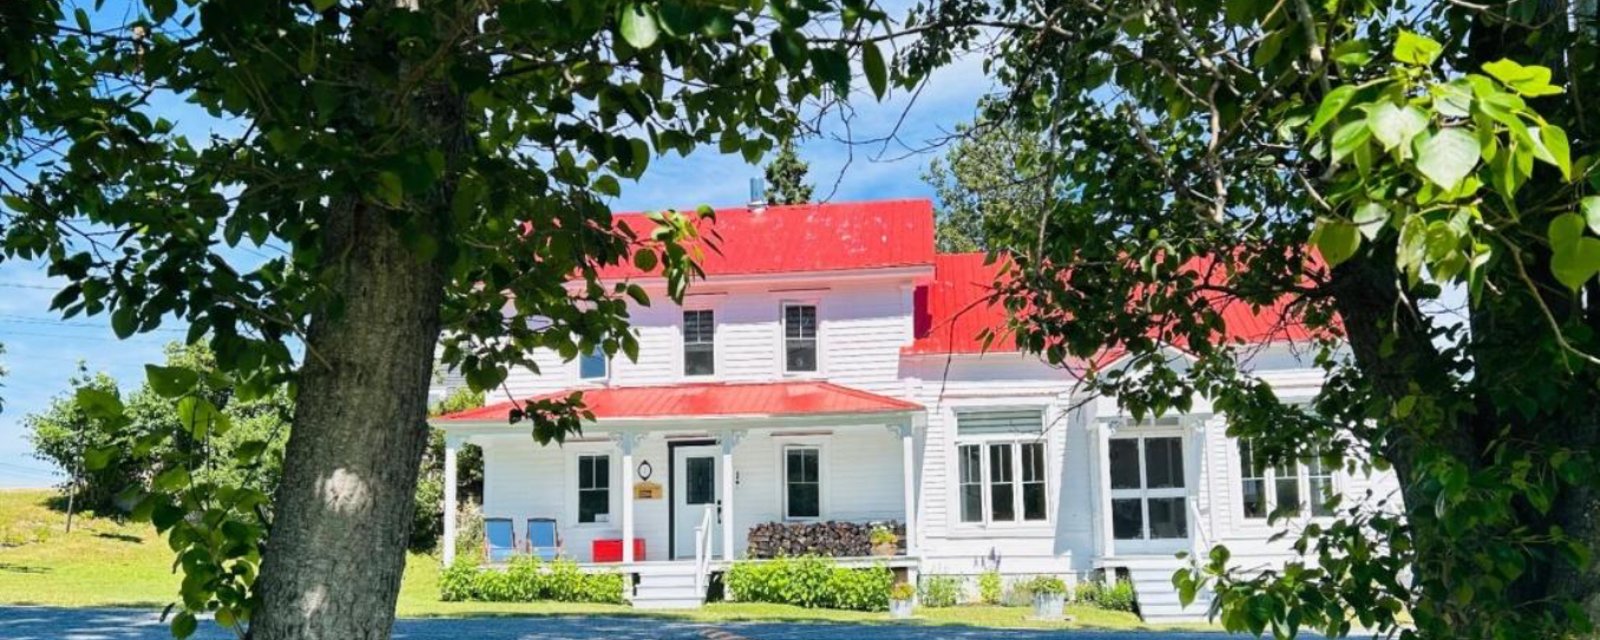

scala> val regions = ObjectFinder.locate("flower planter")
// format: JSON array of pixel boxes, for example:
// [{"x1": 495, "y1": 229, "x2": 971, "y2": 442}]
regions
[
  {"x1": 1032, "y1": 592, "x2": 1065, "y2": 619},
  {"x1": 871, "y1": 542, "x2": 898, "y2": 557},
  {"x1": 889, "y1": 598, "x2": 915, "y2": 619}
]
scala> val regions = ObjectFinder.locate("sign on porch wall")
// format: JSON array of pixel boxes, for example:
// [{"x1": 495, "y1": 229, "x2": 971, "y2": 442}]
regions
[{"x1": 634, "y1": 481, "x2": 663, "y2": 500}]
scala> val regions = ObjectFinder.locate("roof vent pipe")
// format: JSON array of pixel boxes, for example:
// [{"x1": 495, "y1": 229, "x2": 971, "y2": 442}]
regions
[{"x1": 748, "y1": 177, "x2": 766, "y2": 212}]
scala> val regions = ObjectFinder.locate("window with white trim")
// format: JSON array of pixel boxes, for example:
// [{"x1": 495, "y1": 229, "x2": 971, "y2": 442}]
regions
[
  {"x1": 784, "y1": 446, "x2": 821, "y2": 519},
  {"x1": 1238, "y1": 440, "x2": 1336, "y2": 519},
  {"x1": 1108, "y1": 435, "x2": 1188, "y2": 541},
  {"x1": 683, "y1": 309, "x2": 715, "y2": 376},
  {"x1": 578, "y1": 346, "x2": 607, "y2": 380},
  {"x1": 577, "y1": 454, "x2": 610, "y2": 524},
  {"x1": 955, "y1": 410, "x2": 1049, "y2": 526},
  {"x1": 782, "y1": 304, "x2": 817, "y2": 372}
]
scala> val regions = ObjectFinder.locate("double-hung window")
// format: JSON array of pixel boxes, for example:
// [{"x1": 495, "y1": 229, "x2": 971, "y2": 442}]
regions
[
  {"x1": 783, "y1": 446, "x2": 821, "y2": 519},
  {"x1": 578, "y1": 346, "x2": 607, "y2": 380},
  {"x1": 955, "y1": 410, "x2": 1049, "y2": 526},
  {"x1": 683, "y1": 310, "x2": 715, "y2": 376},
  {"x1": 1238, "y1": 439, "x2": 1336, "y2": 519},
  {"x1": 783, "y1": 304, "x2": 818, "y2": 372},
  {"x1": 577, "y1": 454, "x2": 610, "y2": 524}
]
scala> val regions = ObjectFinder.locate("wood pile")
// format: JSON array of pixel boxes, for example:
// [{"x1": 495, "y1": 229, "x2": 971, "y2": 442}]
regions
[{"x1": 745, "y1": 520, "x2": 905, "y2": 558}]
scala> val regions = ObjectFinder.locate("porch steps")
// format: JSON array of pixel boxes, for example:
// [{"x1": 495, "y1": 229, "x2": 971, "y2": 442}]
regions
[
  {"x1": 629, "y1": 562, "x2": 706, "y2": 610},
  {"x1": 1096, "y1": 555, "x2": 1213, "y2": 623}
]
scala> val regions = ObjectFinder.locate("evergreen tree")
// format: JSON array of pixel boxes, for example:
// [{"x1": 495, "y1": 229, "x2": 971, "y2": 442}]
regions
[{"x1": 763, "y1": 139, "x2": 815, "y2": 205}]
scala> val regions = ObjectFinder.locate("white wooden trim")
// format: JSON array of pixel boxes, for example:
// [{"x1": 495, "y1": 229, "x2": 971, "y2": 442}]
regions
[
  {"x1": 774, "y1": 438, "x2": 830, "y2": 521},
  {"x1": 442, "y1": 435, "x2": 463, "y2": 566},
  {"x1": 564, "y1": 442, "x2": 620, "y2": 531}
]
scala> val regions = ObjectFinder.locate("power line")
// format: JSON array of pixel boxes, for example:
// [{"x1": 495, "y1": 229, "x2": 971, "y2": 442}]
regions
[
  {"x1": 0, "y1": 282, "x2": 58, "y2": 290},
  {"x1": 0, "y1": 313, "x2": 188, "y2": 333},
  {"x1": 0, "y1": 328, "x2": 174, "y2": 343}
]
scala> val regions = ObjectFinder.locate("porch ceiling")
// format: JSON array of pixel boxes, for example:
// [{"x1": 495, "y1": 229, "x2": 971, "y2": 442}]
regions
[{"x1": 433, "y1": 380, "x2": 921, "y2": 426}]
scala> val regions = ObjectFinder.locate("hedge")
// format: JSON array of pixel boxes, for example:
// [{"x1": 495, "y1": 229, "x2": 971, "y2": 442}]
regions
[
  {"x1": 438, "y1": 557, "x2": 625, "y2": 604},
  {"x1": 724, "y1": 556, "x2": 893, "y2": 611}
]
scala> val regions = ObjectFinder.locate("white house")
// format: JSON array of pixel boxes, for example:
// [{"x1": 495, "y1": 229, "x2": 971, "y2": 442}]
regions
[{"x1": 431, "y1": 197, "x2": 1402, "y2": 619}]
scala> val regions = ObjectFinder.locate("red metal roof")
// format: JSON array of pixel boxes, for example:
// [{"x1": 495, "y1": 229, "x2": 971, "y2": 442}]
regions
[
  {"x1": 435, "y1": 381, "x2": 922, "y2": 423},
  {"x1": 905, "y1": 253, "x2": 1316, "y2": 357},
  {"x1": 597, "y1": 199, "x2": 935, "y2": 279}
]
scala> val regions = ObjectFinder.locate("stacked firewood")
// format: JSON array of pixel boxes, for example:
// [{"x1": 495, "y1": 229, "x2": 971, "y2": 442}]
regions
[{"x1": 745, "y1": 520, "x2": 905, "y2": 558}]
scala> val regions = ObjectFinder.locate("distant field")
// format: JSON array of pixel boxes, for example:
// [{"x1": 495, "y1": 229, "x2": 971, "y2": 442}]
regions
[{"x1": 0, "y1": 489, "x2": 1168, "y2": 631}]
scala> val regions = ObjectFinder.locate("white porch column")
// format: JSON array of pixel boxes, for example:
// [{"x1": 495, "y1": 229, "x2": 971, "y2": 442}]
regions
[
  {"x1": 718, "y1": 430, "x2": 744, "y2": 561},
  {"x1": 1090, "y1": 421, "x2": 1116, "y2": 558},
  {"x1": 889, "y1": 417, "x2": 919, "y2": 556},
  {"x1": 613, "y1": 432, "x2": 640, "y2": 564},
  {"x1": 442, "y1": 434, "x2": 464, "y2": 566}
]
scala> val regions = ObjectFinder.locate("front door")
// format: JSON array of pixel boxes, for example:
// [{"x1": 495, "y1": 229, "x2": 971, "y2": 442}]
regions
[
  {"x1": 672, "y1": 445, "x2": 721, "y2": 560},
  {"x1": 1107, "y1": 433, "x2": 1190, "y2": 554}
]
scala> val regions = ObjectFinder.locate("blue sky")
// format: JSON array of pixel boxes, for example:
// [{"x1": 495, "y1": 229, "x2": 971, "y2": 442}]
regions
[{"x1": 0, "y1": 17, "x2": 993, "y2": 487}]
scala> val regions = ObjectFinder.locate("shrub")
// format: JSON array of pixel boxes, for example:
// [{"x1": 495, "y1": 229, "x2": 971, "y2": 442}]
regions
[
  {"x1": 436, "y1": 557, "x2": 624, "y2": 604},
  {"x1": 1019, "y1": 575, "x2": 1067, "y2": 597},
  {"x1": 725, "y1": 556, "x2": 893, "y2": 611},
  {"x1": 868, "y1": 525, "x2": 898, "y2": 546},
  {"x1": 1076, "y1": 577, "x2": 1136, "y2": 612},
  {"x1": 890, "y1": 582, "x2": 916, "y2": 601},
  {"x1": 978, "y1": 570, "x2": 1003, "y2": 605},
  {"x1": 918, "y1": 575, "x2": 961, "y2": 608},
  {"x1": 439, "y1": 559, "x2": 479, "y2": 601}
]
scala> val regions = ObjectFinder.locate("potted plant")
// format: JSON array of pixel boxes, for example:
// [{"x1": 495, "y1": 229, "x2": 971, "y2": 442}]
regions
[
  {"x1": 889, "y1": 582, "x2": 916, "y2": 619},
  {"x1": 1026, "y1": 576, "x2": 1067, "y2": 619},
  {"x1": 869, "y1": 525, "x2": 899, "y2": 557}
]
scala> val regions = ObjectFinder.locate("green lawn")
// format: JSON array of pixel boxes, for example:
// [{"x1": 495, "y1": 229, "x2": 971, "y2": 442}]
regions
[{"x1": 2, "y1": 489, "x2": 1195, "y2": 631}]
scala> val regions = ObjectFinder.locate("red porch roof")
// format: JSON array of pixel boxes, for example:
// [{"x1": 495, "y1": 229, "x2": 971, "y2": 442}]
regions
[
  {"x1": 598, "y1": 199, "x2": 935, "y2": 279},
  {"x1": 435, "y1": 381, "x2": 922, "y2": 423}
]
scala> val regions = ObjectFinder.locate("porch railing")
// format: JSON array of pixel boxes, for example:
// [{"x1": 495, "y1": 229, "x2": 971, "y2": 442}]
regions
[{"x1": 693, "y1": 504, "x2": 716, "y2": 595}]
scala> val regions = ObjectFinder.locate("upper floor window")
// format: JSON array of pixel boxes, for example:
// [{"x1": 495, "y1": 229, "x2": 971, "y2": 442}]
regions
[
  {"x1": 684, "y1": 310, "x2": 715, "y2": 376},
  {"x1": 955, "y1": 410, "x2": 1049, "y2": 526},
  {"x1": 579, "y1": 346, "x2": 607, "y2": 380},
  {"x1": 783, "y1": 304, "x2": 817, "y2": 372},
  {"x1": 577, "y1": 454, "x2": 610, "y2": 524},
  {"x1": 1239, "y1": 439, "x2": 1334, "y2": 519}
]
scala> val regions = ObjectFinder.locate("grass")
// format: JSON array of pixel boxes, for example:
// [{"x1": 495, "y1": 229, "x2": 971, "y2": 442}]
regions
[{"x1": 2, "y1": 489, "x2": 1193, "y2": 632}]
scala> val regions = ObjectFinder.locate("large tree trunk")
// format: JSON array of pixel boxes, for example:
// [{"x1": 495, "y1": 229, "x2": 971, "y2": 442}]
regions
[
  {"x1": 250, "y1": 199, "x2": 447, "y2": 638},
  {"x1": 251, "y1": 64, "x2": 465, "y2": 634}
]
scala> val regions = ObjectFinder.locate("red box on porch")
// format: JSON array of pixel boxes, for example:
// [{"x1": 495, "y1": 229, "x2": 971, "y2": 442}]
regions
[{"x1": 591, "y1": 538, "x2": 646, "y2": 563}]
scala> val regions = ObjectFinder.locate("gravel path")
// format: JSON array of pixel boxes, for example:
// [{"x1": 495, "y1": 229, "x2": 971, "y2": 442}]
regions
[{"x1": 0, "y1": 606, "x2": 1234, "y2": 639}]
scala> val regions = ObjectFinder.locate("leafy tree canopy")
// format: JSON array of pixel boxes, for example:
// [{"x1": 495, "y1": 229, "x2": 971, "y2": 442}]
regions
[
  {"x1": 923, "y1": 111, "x2": 1056, "y2": 252},
  {"x1": 904, "y1": 0, "x2": 1597, "y2": 638}
]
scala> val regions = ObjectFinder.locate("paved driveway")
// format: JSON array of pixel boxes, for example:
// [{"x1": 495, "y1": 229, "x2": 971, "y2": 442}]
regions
[{"x1": 0, "y1": 606, "x2": 1233, "y2": 639}]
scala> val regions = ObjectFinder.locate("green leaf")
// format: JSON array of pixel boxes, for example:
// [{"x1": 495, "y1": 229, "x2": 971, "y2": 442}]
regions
[
  {"x1": 1330, "y1": 120, "x2": 1370, "y2": 164},
  {"x1": 145, "y1": 365, "x2": 199, "y2": 399},
  {"x1": 1354, "y1": 202, "x2": 1390, "y2": 240},
  {"x1": 171, "y1": 611, "x2": 198, "y2": 639},
  {"x1": 1551, "y1": 237, "x2": 1600, "y2": 291},
  {"x1": 310, "y1": 0, "x2": 338, "y2": 11},
  {"x1": 178, "y1": 396, "x2": 226, "y2": 438},
  {"x1": 233, "y1": 440, "x2": 270, "y2": 464},
  {"x1": 632, "y1": 248, "x2": 658, "y2": 272},
  {"x1": 153, "y1": 467, "x2": 190, "y2": 492},
  {"x1": 1482, "y1": 59, "x2": 1565, "y2": 97},
  {"x1": 1413, "y1": 128, "x2": 1481, "y2": 190},
  {"x1": 375, "y1": 171, "x2": 403, "y2": 206},
  {"x1": 1582, "y1": 196, "x2": 1600, "y2": 235},
  {"x1": 862, "y1": 41, "x2": 888, "y2": 100},
  {"x1": 75, "y1": 387, "x2": 124, "y2": 420},
  {"x1": 1535, "y1": 125, "x2": 1572, "y2": 180},
  {"x1": 1308, "y1": 85, "x2": 1356, "y2": 137},
  {"x1": 1393, "y1": 30, "x2": 1442, "y2": 66},
  {"x1": 1367, "y1": 102, "x2": 1428, "y2": 152},
  {"x1": 1312, "y1": 218, "x2": 1362, "y2": 267},
  {"x1": 619, "y1": 3, "x2": 660, "y2": 50},
  {"x1": 83, "y1": 446, "x2": 119, "y2": 472}
]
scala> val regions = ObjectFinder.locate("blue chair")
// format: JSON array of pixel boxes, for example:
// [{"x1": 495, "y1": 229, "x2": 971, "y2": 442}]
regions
[
  {"x1": 484, "y1": 518, "x2": 518, "y2": 563},
  {"x1": 525, "y1": 518, "x2": 562, "y2": 561}
]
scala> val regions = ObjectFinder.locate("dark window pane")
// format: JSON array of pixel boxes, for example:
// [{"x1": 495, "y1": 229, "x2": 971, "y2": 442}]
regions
[
  {"x1": 1112, "y1": 498, "x2": 1143, "y2": 540},
  {"x1": 579, "y1": 348, "x2": 607, "y2": 379},
  {"x1": 1023, "y1": 482, "x2": 1047, "y2": 521},
  {"x1": 685, "y1": 344, "x2": 715, "y2": 376},
  {"x1": 579, "y1": 490, "x2": 608, "y2": 523},
  {"x1": 785, "y1": 342, "x2": 816, "y2": 372},
  {"x1": 685, "y1": 457, "x2": 715, "y2": 505},
  {"x1": 1275, "y1": 477, "x2": 1301, "y2": 514},
  {"x1": 988, "y1": 444, "x2": 1013, "y2": 482},
  {"x1": 1144, "y1": 437, "x2": 1184, "y2": 489},
  {"x1": 1021, "y1": 443, "x2": 1045, "y2": 482},
  {"x1": 959, "y1": 445, "x2": 982, "y2": 482},
  {"x1": 961, "y1": 485, "x2": 984, "y2": 523},
  {"x1": 784, "y1": 305, "x2": 816, "y2": 338},
  {"x1": 788, "y1": 483, "x2": 819, "y2": 518},
  {"x1": 1109, "y1": 439, "x2": 1141, "y2": 490},
  {"x1": 1309, "y1": 478, "x2": 1334, "y2": 516},
  {"x1": 1242, "y1": 478, "x2": 1267, "y2": 518},
  {"x1": 784, "y1": 305, "x2": 818, "y2": 372},
  {"x1": 990, "y1": 483, "x2": 1015, "y2": 522},
  {"x1": 1148, "y1": 497, "x2": 1188, "y2": 539}
]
